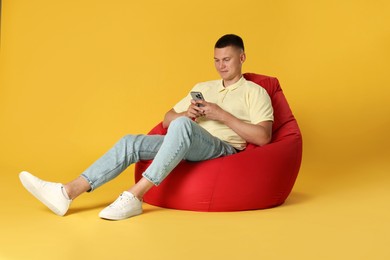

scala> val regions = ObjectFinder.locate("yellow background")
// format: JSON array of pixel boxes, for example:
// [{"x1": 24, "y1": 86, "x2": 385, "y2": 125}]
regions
[{"x1": 1, "y1": 0, "x2": 389, "y2": 259}]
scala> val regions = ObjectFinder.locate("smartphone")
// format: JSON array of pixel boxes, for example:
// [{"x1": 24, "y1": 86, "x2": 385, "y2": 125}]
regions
[{"x1": 190, "y1": 91, "x2": 205, "y2": 107}]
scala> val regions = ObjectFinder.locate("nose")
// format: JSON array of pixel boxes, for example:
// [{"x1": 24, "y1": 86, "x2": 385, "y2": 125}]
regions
[{"x1": 218, "y1": 61, "x2": 225, "y2": 70}]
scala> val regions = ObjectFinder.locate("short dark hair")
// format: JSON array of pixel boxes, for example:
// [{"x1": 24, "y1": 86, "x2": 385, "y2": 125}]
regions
[{"x1": 214, "y1": 34, "x2": 245, "y2": 52}]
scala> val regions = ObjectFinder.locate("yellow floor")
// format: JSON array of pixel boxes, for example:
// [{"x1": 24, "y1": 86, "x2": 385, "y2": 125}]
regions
[{"x1": 1, "y1": 156, "x2": 389, "y2": 260}]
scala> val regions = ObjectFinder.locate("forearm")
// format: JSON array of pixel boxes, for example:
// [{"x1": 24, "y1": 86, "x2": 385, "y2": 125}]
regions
[{"x1": 162, "y1": 109, "x2": 187, "y2": 128}]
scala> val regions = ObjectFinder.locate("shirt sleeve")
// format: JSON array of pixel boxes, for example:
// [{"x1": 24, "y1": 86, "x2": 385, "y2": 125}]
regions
[
  {"x1": 173, "y1": 94, "x2": 192, "y2": 113},
  {"x1": 249, "y1": 86, "x2": 274, "y2": 124},
  {"x1": 173, "y1": 83, "x2": 203, "y2": 113}
]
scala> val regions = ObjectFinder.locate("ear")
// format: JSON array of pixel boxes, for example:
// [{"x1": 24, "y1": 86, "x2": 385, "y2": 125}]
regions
[{"x1": 240, "y1": 52, "x2": 246, "y2": 64}]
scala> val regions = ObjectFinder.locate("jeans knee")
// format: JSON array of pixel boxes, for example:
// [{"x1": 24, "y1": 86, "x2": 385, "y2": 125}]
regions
[
  {"x1": 118, "y1": 134, "x2": 138, "y2": 147},
  {"x1": 169, "y1": 116, "x2": 193, "y2": 131},
  {"x1": 121, "y1": 134, "x2": 133, "y2": 142}
]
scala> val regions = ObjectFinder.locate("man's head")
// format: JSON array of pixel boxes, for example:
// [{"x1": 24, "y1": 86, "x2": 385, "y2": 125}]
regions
[
  {"x1": 214, "y1": 34, "x2": 246, "y2": 86},
  {"x1": 214, "y1": 34, "x2": 245, "y2": 52}
]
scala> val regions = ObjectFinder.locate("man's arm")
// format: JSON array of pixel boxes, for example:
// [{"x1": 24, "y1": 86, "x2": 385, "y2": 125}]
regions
[
  {"x1": 195, "y1": 100, "x2": 273, "y2": 146},
  {"x1": 162, "y1": 109, "x2": 185, "y2": 128},
  {"x1": 162, "y1": 100, "x2": 203, "y2": 128},
  {"x1": 222, "y1": 115, "x2": 272, "y2": 146}
]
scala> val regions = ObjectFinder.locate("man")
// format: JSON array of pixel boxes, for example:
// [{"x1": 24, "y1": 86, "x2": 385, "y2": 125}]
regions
[{"x1": 19, "y1": 34, "x2": 274, "y2": 221}]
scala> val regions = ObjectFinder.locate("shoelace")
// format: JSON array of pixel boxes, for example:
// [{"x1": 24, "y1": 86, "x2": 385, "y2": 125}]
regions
[{"x1": 109, "y1": 193, "x2": 133, "y2": 209}]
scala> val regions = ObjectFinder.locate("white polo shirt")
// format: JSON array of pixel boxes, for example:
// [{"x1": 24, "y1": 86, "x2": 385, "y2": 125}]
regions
[{"x1": 173, "y1": 76, "x2": 273, "y2": 150}]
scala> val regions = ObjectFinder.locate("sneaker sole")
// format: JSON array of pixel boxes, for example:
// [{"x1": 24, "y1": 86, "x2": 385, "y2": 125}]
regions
[
  {"x1": 99, "y1": 209, "x2": 143, "y2": 221},
  {"x1": 19, "y1": 171, "x2": 66, "y2": 216}
]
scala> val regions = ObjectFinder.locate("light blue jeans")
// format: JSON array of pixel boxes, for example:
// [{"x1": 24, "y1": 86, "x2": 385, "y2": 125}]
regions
[{"x1": 81, "y1": 117, "x2": 237, "y2": 190}]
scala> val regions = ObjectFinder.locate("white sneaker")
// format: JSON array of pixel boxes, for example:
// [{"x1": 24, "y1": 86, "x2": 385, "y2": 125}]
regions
[
  {"x1": 99, "y1": 191, "x2": 143, "y2": 220},
  {"x1": 19, "y1": 171, "x2": 72, "y2": 216}
]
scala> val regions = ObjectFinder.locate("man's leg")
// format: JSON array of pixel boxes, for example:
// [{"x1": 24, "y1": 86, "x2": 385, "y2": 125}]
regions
[
  {"x1": 19, "y1": 134, "x2": 165, "y2": 216},
  {"x1": 99, "y1": 117, "x2": 236, "y2": 220},
  {"x1": 63, "y1": 177, "x2": 91, "y2": 200},
  {"x1": 142, "y1": 116, "x2": 237, "y2": 185},
  {"x1": 79, "y1": 134, "x2": 164, "y2": 191}
]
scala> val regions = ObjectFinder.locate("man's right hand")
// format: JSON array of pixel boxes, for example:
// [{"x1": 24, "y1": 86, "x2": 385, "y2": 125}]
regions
[{"x1": 186, "y1": 100, "x2": 204, "y2": 119}]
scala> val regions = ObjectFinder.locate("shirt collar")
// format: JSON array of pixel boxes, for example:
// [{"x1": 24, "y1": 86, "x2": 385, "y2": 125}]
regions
[{"x1": 218, "y1": 76, "x2": 245, "y2": 92}]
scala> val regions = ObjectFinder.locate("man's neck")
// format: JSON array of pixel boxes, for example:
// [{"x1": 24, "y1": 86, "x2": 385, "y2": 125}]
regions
[{"x1": 223, "y1": 74, "x2": 242, "y2": 88}]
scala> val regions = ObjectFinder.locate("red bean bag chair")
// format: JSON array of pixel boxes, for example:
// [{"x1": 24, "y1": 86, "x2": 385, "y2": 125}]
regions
[{"x1": 135, "y1": 73, "x2": 302, "y2": 211}]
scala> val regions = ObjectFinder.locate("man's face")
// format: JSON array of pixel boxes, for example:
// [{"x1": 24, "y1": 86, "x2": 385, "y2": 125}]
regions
[{"x1": 214, "y1": 46, "x2": 246, "y2": 82}]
